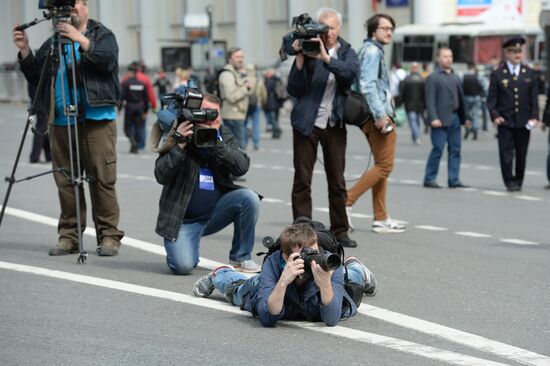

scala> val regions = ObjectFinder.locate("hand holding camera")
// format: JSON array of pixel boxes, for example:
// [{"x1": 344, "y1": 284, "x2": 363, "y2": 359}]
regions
[
  {"x1": 175, "y1": 121, "x2": 193, "y2": 149},
  {"x1": 280, "y1": 252, "x2": 305, "y2": 286}
]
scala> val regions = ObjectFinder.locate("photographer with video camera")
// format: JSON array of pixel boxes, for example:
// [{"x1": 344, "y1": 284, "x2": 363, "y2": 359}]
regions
[
  {"x1": 286, "y1": 8, "x2": 359, "y2": 248},
  {"x1": 12, "y1": 0, "x2": 124, "y2": 256},
  {"x1": 153, "y1": 91, "x2": 262, "y2": 275},
  {"x1": 193, "y1": 223, "x2": 376, "y2": 327}
]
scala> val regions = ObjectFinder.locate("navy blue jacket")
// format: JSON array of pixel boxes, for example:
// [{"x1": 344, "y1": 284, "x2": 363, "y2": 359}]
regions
[
  {"x1": 425, "y1": 67, "x2": 468, "y2": 126},
  {"x1": 487, "y1": 62, "x2": 538, "y2": 128},
  {"x1": 19, "y1": 19, "x2": 120, "y2": 116},
  {"x1": 287, "y1": 37, "x2": 359, "y2": 136},
  {"x1": 245, "y1": 250, "x2": 357, "y2": 327}
]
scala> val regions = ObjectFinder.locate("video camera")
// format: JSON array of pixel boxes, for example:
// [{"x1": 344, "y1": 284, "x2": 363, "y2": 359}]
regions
[
  {"x1": 160, "y1": 80, "x2": 219, "y2": 148},
  {"x1": 36, "y1": 0, "x2": 75, "y2": 27},
  {"x1": 280, "y1": 13, "x2": 329, "y2": 59}
]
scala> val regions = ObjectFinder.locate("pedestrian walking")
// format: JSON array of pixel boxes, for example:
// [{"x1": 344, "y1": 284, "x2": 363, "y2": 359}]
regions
[
  {"x1": 120, "y1": 63, "x2": 149, "y2": 153},
  {"x1": 462, "y1": 63, "x2": 485, "y2": 140},
  {"x1": 243, "y1": 64, "x2": 267, "y2": 151},
  {"x1": 263, "y1": 69, "x2": 285, "y2": 138},
  {"x1": 399, "y1": 62, "x2": 425, "y2": 145}
]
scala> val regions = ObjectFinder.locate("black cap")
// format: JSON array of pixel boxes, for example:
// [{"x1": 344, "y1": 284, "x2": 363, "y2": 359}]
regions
[{"x1": 502, "y1": 37, "x2": 525, "y2": 49}]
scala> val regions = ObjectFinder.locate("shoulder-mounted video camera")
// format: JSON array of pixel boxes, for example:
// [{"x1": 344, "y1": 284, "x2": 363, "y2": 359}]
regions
[
  {"x1": 280, "y1": 13, "x2": 329, "y2": 60},
  {"x1": 160, "y1": 80, "x2": 219, "y2": 148}
]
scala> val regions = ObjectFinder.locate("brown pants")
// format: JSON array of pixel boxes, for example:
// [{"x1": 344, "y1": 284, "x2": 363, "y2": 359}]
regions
[
  {"x1": 292, "y1": 125, "x2": 348, "y2": 237},
  {"x1": 347, "y1": 122, "x2": 396, "y2": 221},
  {"x1": 50, "y1": 121, "x2": 124, "y2": 247}
]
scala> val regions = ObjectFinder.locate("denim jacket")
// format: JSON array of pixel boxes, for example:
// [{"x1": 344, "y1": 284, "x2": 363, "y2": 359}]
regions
[
  {"x1": 245, "y1": 250, "x2": 357, "y2": 327},
  {"x1": 356, "y1": 39, "x2": 394, "y2": 121}
]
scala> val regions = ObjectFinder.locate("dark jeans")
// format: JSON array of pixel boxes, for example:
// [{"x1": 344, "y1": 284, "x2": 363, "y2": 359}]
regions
[
  {"x1": 292, "y1": 125, "x2": 348, "y2": 237},
  {"x1": 497, "y1": 125, "x2": 530, "y2": 188},
  {"x1": 424, "y1": 113, "x2": 462, "y2": 186},
  {"x1": 223, "y1": 119, "x2": 245, "y2": 149},
  {"x1": 265, "y1": 110, "x2": 282, "y2": 137},
  {"x1": 124, "y1": 103, "x2": 145, "y2": 150}
]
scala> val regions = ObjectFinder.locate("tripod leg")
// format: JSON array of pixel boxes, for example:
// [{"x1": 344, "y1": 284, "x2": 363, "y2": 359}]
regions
[{"x1": 0, "y1": 115, "x2": 33, "y2": 226}]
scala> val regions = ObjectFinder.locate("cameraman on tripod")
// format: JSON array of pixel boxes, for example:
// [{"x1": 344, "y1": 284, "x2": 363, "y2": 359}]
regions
[{"x1": 12, "y1": 0, "x2": 124, "y2": 256}]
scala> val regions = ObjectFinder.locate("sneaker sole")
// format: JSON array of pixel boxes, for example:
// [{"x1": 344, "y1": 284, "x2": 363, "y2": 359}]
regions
[
  {"x1": 372, "y1": 227, "x2": 406, "y2": 234},
  {"x1": 234, "y1": 267, "x2": 261, "y2": 273}
]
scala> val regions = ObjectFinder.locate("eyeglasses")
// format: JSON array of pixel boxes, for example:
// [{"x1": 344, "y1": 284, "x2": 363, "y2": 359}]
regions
[{"x1": 377, "y1": 26, "x2": 394, "y2": 32}]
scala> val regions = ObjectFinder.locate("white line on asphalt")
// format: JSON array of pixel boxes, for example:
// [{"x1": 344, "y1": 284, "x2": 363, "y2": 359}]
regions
[
  {"x1": 415, "y1": 225, "x2": 449, "y2": 231},
  {"x1": 261, "y1": 197, "x2": 285, "y2": 204},
  {"x1": 483, "y1": 190, "x2": 509, "y2": 197},
  {"x1": 2, "y1": 206, "x2": 228, "y2": 271},
  {"x1": 0, "y1": 261, "x2": 514, "y2": 366},
  {"x1": 515, "y1": 195, "x2": 544, "y2": 202},
  {"x1": 358, "y1": 305, "x2": 550, "y2": 366},
  {"x1": 500, "y1": 239, "x2": 540, "y2": 246},
  {"x1": 455, "y1": 232, "x2": 493, "y2": 238},
  {"x1": 400, "y1": 179, "x2": 421, "y2": 185},
  {"x1": 525, "y1": 171, "x2": 542, "y2": 176},
  {"x1": 4, "y1": 207, "x2": 550, "y2": 364},
  {"x1": 474, "y1": 165, "x2": 494, "y2": 171}
]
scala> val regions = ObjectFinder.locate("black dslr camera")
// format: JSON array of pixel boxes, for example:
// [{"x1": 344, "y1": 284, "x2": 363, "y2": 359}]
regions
[
  {"x1": 280, "y1": 13, "x2": 329, "y2": 59},
  {"x1": 297, "y1": 247, "x2": 341, "y2": 272},
  {"x1": 161, "y1": 80, "x2": 219, "y2": 148}
]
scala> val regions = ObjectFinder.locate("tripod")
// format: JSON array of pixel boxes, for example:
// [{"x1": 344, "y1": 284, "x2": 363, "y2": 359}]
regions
[{"x1": 1, "y1": 20, "x2": 93, "y2": 264}]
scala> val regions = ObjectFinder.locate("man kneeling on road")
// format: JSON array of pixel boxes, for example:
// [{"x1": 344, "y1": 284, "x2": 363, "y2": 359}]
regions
[
  {"x1": 193, "y1": 223, "x2": 376, "y2": 327},
  {"x1": 154, "y1": 93, "x2": 262, "y2": 275}
]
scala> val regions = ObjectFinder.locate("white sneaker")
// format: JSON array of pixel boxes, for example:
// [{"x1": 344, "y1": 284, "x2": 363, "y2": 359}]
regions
[
  {"x1": 346, "y1": 206, "x2": 354, "y2": 232},
  {"x1": 372, "y1": 218, "x2": 406, "y2": 233}
]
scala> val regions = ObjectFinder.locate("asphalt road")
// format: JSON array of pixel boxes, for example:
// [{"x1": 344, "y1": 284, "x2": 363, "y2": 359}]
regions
[{"x1": 1, "y1": 102, "x2": 549, "y2": 366}]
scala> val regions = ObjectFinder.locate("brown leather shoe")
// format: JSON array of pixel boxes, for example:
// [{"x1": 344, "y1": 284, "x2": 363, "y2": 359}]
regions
[
  {"x1": 97, "y1": 238, "x2": 120, "y2": 257},
  {"x1": 48, "y1": 240, "x2": 78, "y2": 256}
]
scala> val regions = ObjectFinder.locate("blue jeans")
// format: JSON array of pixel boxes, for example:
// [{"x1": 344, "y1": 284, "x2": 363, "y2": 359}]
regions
[
  {"x1": 406, "y1": 111, "x2": 421, "y2": 142},
  {"x1": 464, "y1": 96, "x2": 482, "y2": 132},
  {"x1": 213, "y1": 261, "x2": 367, "y2": 307},
  {"x1": 424, "y1": 113, "x2": 462, "y2": 186},
  {"x1": 264, "y1": 110, "x2": 281, "y2": 136},
  {"x1": 223, "y1": 119, "x2": 245, "y2": 149},
  {"x1": 163, "y1": 188, "x2": 260, "y2": 275},
  {"x1": 244, "y1": 106, "x2": 260, "y2": 150}
]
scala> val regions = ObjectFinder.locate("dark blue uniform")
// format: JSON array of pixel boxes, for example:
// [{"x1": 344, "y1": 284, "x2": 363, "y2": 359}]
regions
[{"x1": 487, "y1": 62, "x2": 538, "y2": 190}]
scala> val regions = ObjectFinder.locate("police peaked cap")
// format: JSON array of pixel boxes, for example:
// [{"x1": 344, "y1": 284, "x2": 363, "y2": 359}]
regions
[{"x1": 502, "y1": 37, "x2": 525, "y2": 49}]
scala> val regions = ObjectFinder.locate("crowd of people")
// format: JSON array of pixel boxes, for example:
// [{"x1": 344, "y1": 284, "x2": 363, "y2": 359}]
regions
[{"x1": 11, "y1": 0, "x2": 549, "y2": 329}]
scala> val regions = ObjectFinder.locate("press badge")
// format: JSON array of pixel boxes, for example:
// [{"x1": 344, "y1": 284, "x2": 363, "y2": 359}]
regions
[{"x1": 199, "y1": 167, "x2": 215, "y2": 191}]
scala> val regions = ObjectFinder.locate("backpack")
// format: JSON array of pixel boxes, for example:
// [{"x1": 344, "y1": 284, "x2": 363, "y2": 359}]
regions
[
  {"x1": 207, "y1": 69, "x2": 233, "y2": 98},
  {"x1": 258, "y1": 217, "x2": 364, "y2": 308}
]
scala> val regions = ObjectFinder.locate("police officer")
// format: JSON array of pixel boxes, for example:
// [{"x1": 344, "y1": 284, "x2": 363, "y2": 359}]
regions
[
  {"x1": 487, "y1": 37, "x2": 539, "y2": 192},
  {"x1": 120, "y1": 63, "x2": 149, "y2": 153}
]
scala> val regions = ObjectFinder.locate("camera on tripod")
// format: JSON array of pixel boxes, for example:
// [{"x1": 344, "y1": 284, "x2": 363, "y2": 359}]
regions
[
  {"x1": 160, "y1": 80, "x2": 219, "y2": 148},
  {"x1": 281, "y1": 13, "x2": 329, "y2": 57},
  {"x1": 38, "y1": 0, "x2": 75, "y2": 26}
]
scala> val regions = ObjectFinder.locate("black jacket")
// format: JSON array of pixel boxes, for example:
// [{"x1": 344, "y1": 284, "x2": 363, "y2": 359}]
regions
[
  {"x1": 425, "y1": 68, "x2": 468, "y2": 126},
  {"x1": 487, "y1": 62, "x2": 538, "y2": 128},
  {"x1": 154, "y1": 126, "x2": 254, "y2": 240},
  {"x1": 19, "y1": 19, "x2": 120, "y2": 116},
  {"x1": 287, "y1": 37, "x2": 359, "y2": 136},
  {"x1": 399, "y1": 72, "x2": 425, "y2": 113}
]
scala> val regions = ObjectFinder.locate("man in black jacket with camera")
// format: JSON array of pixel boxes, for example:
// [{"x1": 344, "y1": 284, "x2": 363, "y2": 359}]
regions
[
  {"x1": 13, "y1": 0, "x2": 124, "y2": 256},
  {"x1": 154, "y1": 93, "x2": 262, "y2": 275},
  {"x1": 287, "y1": 7, "x2": 359, "y2": 248}
]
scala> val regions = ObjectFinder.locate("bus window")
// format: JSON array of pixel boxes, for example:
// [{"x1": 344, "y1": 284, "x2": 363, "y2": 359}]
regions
[
  {"x1": 391, "y1": 42, "x2": 403, "y2": 66},
  {"x1": 449, "y1": 36, "x2": 473, "y2": 63},
  {"x1": 402, "y1": 35, "x2": 434, "y2": 62},
  {"x1": 526, "y1": 35, "x2": 536, "y2": 61}
]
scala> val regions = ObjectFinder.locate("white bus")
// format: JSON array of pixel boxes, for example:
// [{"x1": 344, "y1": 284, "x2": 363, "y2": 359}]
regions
[{"x1": 390, "y1": 22, "x2": 544, "y2": 70}]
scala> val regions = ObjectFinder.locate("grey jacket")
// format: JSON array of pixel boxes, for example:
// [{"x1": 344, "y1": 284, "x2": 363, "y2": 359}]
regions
[{"x1": 425, "y1": 68, "x2": 468, "y2": 126}]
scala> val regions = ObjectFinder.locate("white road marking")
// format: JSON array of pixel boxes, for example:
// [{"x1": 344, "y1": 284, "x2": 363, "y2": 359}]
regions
[
  {"x1": 455, "y1": 232, "x2": 492, "y2": 238},
  {"x1": 483, "y1": 190, "x2": 509, "y2": 197},
  {"x1": 515, "y1": 195, "x2": 544, "y2": 202},
  {"x1": 500, "y1": 239, "x2": 540, "y2": 246},
  {"x1": 474, "y1": 165, "x2": 493, "y2": 171},
  {"x1": 359, "y1": 305, "x2": 550, "y2": 366},
  {"x1": 261, "y1": 197, "x2": 285, "y2": 204},
  {"x1": 400, "y1": 179, "x2": 421, "y2": 185},
  {"x1": 4, "y1": 207, "x2": 550, "y2": 364},
  {"x1": 525, "y1": 171, "x2": 542, "y2": 176},
  {"x1": 415, "y1": 225, "x2": 449, "y2": 231},
  {"x1": 0, "y1": 261, "x2": 515, "y2": 366}
]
